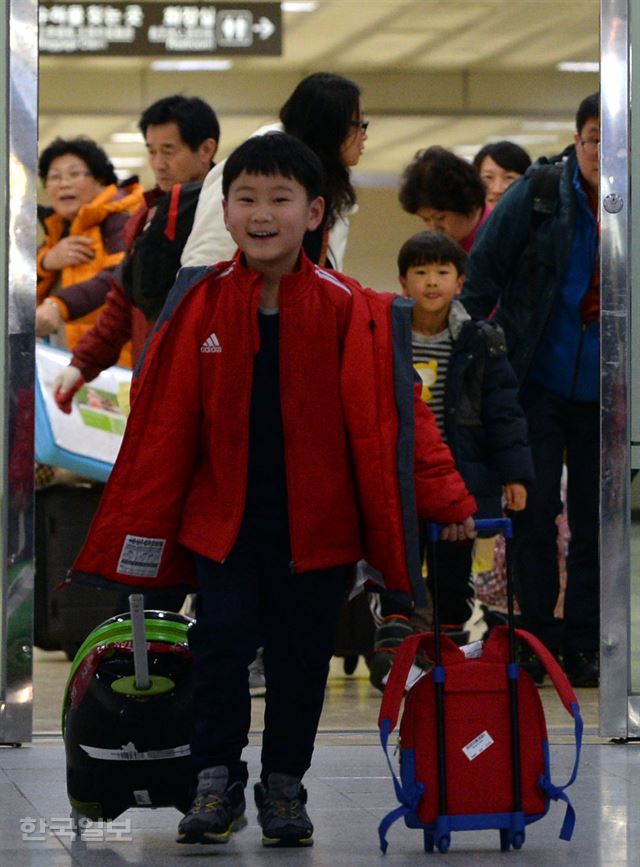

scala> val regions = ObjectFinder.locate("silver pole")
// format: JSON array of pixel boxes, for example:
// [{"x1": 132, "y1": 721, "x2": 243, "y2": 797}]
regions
[
  {"x1": 0, "y1": 0, "x2": 38, "y2": 744},
  {"x1": 599, "y1": 0, "x2": 631, "y2": 737}
]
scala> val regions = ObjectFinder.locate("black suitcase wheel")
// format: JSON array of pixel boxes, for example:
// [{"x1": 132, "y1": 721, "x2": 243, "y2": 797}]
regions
[
  {"x1": 437, "y1": 834, "x2": 450, "y2": 853},
  {"x1": 500, "y1": 828, "x2": 525, "y2": 851}
]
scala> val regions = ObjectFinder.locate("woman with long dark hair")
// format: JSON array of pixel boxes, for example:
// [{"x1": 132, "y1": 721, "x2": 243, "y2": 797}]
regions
[{"x1": 181, "y1": 72, "x2": 368, "y2": 269}]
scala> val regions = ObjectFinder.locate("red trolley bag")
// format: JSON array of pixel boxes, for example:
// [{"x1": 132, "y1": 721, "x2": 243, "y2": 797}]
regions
[{"x1": 378, "y1": 518, "x2": 583, "y2": 854}]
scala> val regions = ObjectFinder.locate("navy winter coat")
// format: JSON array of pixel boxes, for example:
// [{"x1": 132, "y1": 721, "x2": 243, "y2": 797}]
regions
[
  {"x1": 437, "y1": 303, "x2": 534, "y2": 518},
  {"x1": 460, "y1": 147, "x2": 598, "y2": 398}
]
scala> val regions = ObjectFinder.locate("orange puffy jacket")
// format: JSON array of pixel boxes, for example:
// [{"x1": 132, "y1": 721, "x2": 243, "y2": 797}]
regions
[{"x1": 37, "y1": 180, "x2": 144, "y2": 361}]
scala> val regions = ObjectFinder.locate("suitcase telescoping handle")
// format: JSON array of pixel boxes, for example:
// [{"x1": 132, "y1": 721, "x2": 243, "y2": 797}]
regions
[
  {"x1": 425, "y1": 517, "x2": 514, "y2": 656},
  {"x1": 129, "y1": 593, "x2": 151, "y2": 690},
  {"x1": 427, "y1": 516, "x2": 521, "y2": 824},
  {"x1": 425, "y1": 516, "x2": 513, "y2": 542}
]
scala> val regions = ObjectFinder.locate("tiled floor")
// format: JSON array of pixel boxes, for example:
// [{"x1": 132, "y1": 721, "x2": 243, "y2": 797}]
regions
[
  {"x1": 1, "y1": 650, "x2": 635, "y2": 865},
  {"x1": 3, "y1": 738, "x2": 639, "y2": 866}
]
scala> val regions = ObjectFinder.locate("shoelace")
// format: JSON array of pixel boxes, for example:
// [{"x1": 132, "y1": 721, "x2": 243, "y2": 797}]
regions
[
  {"x1": 190, "y1": 793, "x2": 223, "y2": 814},
  {"x1": 270, "y1": 798, "x2": 303, "y2": 820}
]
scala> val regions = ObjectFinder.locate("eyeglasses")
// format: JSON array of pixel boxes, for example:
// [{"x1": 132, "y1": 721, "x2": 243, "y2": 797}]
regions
[
  {"x1": 349, "y1": 120, "x2": 369, "y2": 134},
  {"x1": 579, "y1": 139, "x2": 600, "y2": 155},
  {"x1": 45, "y1": 170, "x2": 92, "y2": 185}
]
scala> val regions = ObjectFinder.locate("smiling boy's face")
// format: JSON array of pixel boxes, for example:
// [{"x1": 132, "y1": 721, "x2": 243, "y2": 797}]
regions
[{"x1": 223, "y1": 171, "x2": 324, "y2": 277}]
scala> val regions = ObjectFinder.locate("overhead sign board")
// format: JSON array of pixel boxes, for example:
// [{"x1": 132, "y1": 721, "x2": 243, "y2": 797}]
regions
[{"x1": 39, "y1": 2, "x2": 282, "y2": 55}]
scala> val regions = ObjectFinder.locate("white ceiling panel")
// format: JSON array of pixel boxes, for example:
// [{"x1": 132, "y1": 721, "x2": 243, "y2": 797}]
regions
[
  {"x1": 39, "y1": 0, "x2": 600, "y2": 180},
  {"x1": 337, "y1": 32, "x2": 443, "y2": 69}
]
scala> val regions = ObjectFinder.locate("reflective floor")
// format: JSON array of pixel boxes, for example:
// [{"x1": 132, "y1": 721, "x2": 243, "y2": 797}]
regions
[{"x1": 1, "y1": 651, "x2": 636, "y2": 865}]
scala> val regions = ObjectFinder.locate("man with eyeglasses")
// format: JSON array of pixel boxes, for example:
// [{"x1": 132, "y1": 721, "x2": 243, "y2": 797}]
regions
[{"x1": 460, "y1": 92, "x2": 601, "y2": 689}]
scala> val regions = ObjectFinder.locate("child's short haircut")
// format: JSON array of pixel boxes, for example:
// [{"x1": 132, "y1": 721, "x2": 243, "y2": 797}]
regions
[
  {"x1": 222, "y1": 132, "x2": 325, "y2": 201},
  {"x1": 397, "y1": 230, "x2": 468, "y2": 277}
]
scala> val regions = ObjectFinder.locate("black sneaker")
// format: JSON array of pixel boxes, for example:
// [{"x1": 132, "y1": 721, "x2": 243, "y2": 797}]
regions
[
  {"x1": 516, "y1": 645, "x2": 547, "y2": 686},
  {"x1": 480, "y1": 605, "x2": 508, "y2": 640},
  {"x1": 177, "y1": 766, "x2": 247, "y2": 844},
  {"x1": 254, "y1": 773, "x2": 313, "y2": 847},
  {"x1": 248, "y1": 647, "x2": 266, "y2": 698},
  {"x1": 369, "y1": 615, "x2": 414, "y2": 692},
  {"x1": 343, "y1": 655, "x2": 359, "y2": 675},
  {"x1": 441, "y1": 624, "x2": 470, "y2": 647},
  {"x1": 564, "y1": 651, "x2": 599, "y2": 688}
]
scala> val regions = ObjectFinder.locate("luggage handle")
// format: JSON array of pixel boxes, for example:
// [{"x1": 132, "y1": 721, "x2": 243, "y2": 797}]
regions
[
  {"x1": 129, "y1": 593, "x2": 151, "y2": 690},
  {"x1": 426, "y1": 517, "x2": 513, "y2": 542}
]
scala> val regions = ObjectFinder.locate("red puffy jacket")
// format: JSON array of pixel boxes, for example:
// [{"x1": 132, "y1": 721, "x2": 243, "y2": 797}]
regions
[
  {"x1": 71, "y1": 252, "x2": 475, "y2": 600},
  {"x1": 69, "y1": 188, "x2": 166, "y2": 380}
]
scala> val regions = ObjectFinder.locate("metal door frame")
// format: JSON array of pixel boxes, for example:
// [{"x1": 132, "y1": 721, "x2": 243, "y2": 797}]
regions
[
  {"x1": 0, "y1": 0, "x2": 37, "y2": 744},
  {"x1": 600, "y1": 0, "x2": 636, "y2": 737},
  {"x1": 0, "y1": 0, "x2": 636, "y2": 742}
]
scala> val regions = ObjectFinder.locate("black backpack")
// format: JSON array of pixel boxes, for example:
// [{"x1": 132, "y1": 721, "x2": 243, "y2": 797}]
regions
[{"x1": 120, "y1": 181, "x2": 202, "y2": 321}]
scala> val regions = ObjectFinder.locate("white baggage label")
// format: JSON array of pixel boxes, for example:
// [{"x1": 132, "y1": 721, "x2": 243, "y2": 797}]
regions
[
  {"x1": 381, "y1": 663, "x2": 426, "y2": 691},
  {"x1": 117, "y1": 535, "x2": 166, "y2": 578},
  {"x1": 462, "y1": 730, "x2": 494, "y2": 761},
  {"x1": 460, "y1": 640, "x2": 483, "y2": 659}
]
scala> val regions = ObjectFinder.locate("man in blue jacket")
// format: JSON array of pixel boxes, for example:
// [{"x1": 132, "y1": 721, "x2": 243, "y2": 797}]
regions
[{"x1": 460, "y1": 93, "x2": 600, "y2": 687}]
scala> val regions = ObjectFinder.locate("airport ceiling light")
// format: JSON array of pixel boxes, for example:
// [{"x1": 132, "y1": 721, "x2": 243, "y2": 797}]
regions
[
  {"x1": 282, "y1": 2, "x2": 318, "y2": 11},
  {"x1": 556, "y1": 61, "x2": 600, "y2": 72},
  {"x1": 150, "y1": 59, "x2": 233, "y2": 71}
]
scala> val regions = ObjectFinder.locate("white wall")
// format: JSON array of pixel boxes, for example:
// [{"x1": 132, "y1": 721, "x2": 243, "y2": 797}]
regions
[{"x1": 343, "y1": 186, "x2": 421, "y2": 293}]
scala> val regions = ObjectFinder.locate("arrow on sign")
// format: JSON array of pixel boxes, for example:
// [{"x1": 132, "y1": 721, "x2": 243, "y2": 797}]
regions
[{"x1": 253, "y1": 16, "x2": 275, "y2": 40}]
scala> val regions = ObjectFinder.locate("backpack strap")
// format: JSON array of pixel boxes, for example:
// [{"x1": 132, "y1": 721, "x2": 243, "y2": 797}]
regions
[
  {"x1": 530, "y1": 161, "x2": 563, "y2": 230},
  {"x1": 524, "y1": 161, "x2": 564, "y2": 314},
  {"x1": 164, "y1": 183, "x2": 182, "y2": 242},
  {"x1": 493, "y1": 626, "x2": 583, "y2": 840},
  {"x1": 514, "y1": 628, "x2": 578, "y2": 713},
  {"x1": 377, "y1": 632, "x2": 464, "y2": 852},
  {"x1": 516, "y1": 628, "x2": 583, "y2": 837},
  {"x1": 378, "y1": 631, "x2": 464, "y2": 732}
]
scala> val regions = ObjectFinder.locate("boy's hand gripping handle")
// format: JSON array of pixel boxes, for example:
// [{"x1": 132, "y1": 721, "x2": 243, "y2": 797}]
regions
[{"x1": 427, "y1": 516, "x2": 513, "y2": 542}]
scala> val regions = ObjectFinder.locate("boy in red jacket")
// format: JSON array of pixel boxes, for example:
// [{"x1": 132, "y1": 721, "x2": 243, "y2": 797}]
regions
[{"x1": 70, "y1": 133, "x2": 476, "y2": 848}]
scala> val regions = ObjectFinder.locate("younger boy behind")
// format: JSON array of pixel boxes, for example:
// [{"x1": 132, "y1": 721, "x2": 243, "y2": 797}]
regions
[
  {"x1": 370, "y1": 231, "x2": 534, "y2": 688},
  {"x1": 69, "y1": 137, "x2": 477, "y2": 849}
]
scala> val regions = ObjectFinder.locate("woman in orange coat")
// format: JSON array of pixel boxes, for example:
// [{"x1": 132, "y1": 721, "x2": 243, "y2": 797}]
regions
[{"x1": 36, "y1": 136, "x2": 143, "y2": 363}]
